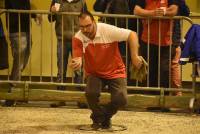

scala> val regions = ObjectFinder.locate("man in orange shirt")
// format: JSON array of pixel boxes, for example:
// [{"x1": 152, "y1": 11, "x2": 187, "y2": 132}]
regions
[
  {"x1": 134, "y1": 0, "x2": 178, "y2": 88},
  {"x1": 70, "y1": 10, "x2": 142, "y2": 129}
]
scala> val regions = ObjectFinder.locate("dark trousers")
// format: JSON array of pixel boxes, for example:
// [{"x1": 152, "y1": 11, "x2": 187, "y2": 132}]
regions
[
  {"x1": 85, "y1": 75, "x2": 127, "y2": 123},
  {"x1": 56, "y1": 39, "x2": 71, "y2": 84},
  {"x1": 140, "y1": 41, "x2": 170, "y2": 88}
]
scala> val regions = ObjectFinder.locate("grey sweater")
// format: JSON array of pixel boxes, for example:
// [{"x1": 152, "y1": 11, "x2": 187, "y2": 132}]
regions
[{"x1": 48, "y1": 0, "x2": 87, "y2": 41}]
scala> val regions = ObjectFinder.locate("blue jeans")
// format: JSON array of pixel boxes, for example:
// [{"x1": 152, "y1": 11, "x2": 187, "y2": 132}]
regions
[
  {"x1": 56, "y1": 39, "x2": 83, "y2": 90},
  {"x1": 56, "y1": 39, "x2": 71, "y2": 83},
  {"x1": 10, "y1": 32, "x2": 30, "y2": 81}
]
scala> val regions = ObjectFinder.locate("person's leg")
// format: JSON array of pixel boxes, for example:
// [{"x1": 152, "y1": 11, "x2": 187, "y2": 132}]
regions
[
  {"x1": 85, "y1": 75, "x2": 105, "y2": 127},
  {"x1": 10, "y1": 32, "x2": 30, "y2": 80},
  {"x1": 10, "y1": 33, "x2": 21, "y2": 81},
  {"x1": 69, "y1": 40, "x2": 83, "y2": 84},
  {"x1": 50, "y1": 39, "x2": 69, "y2": 107},
  {"x1": 160, "y1": 46, "x2": 170, "y2": 88},
  {"x1": 148, "y1": 45, "x2": 159, "y2": 88},
  {"x1": 5, "y1": 33, "x2": 25, "y2": 106},
  {"x1": 140, "y1": 41, "x2": 158, "y2": 89},
  {"x1": 22, "y1": 33, "x2": 31, "y2": 71},
  {"x1": 102, "y1": 78, "x2": 127, "y2": 128},
  {"x1": 56, "y1": 38, "x2": 68, "y2": 89},
  {"x1": 171, "y1": 46, "x2": 182, "y2": 95}
]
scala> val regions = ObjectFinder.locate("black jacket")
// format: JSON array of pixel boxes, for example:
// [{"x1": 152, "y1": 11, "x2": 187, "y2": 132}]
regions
[{"x1": 94, "y1": 0, "x2": 129, "y2": 28}]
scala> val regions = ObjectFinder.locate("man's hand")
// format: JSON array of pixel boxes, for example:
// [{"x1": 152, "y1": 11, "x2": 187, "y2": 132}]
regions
[
  {"x1": 34, "y1": 14, "x2": 42, "y2": 25},
  {"x1": 51, "y1": 3, "x2": 60, "y2": 12},
  {"x1": 51, "y1": 5, "x2": 57, "y2": 12},
  {"x1": 154, "y1": 8, "x2": 165, "y2": 16},
  {"x1": 70, "y1": 57, "x2": 82, "y2": 70},
  {"x1": 132, "y1": 56, "x2": 143, "y2": 70}
]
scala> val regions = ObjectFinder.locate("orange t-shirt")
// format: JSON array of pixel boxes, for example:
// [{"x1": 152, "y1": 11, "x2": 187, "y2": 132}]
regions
[
  {"x1": 72, "y1": 23, "x2": 131, "y2": 79},
  {"x1": 142, "y1": 0, "x2": 173, "y2": 46}
]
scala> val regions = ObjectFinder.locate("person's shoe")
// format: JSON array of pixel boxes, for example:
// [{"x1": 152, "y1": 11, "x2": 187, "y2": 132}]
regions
[
  {"x1": 3, "y1": 100, "x2": 16, "y2": 107},
  {"x1": 50, "y1": 101, "x2": 66, "y2": 108},
  {"x1": 161, "y1": 108, "x2": 170, "y2": 112},
  {"x1": 91, "y1": 122, "x2": 101, "y2": 130},
  {"x1": 101, "y1": 118, "x2": 111, "y2": 129},
  {"x1": 146, "y1": 107, "x2": 170, "y2": 112},
  {"x1": 146, "y1": 107, "x2": 162, "y2": 111},
  {"x1": 77, "y1": 102, "x2": 88, "y2": 108}
]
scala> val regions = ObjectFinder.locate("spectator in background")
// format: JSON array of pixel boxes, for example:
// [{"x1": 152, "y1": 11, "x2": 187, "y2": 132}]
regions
[
  {"x1": 128, "y1": 0, "x2": 138, "y2": 32},
  {"x1": 171, "y1": 0, "x2": 190, "y2": 96},
  {"x1": 48, "y1": 0, "x2": 87, "y2": 107},
  {"x1": 134, "y1": 0, "x2": 178, "y2": 89},
  {"x1": 93, "y1": 0, "x2": 129, "y2": 62},
  {"x1": 128, "y1": 0, "x2": 144, "y2": 86},
  {"x1": 94, "y1": 0, "x2": 133, "y2": 84},
  {"x1": 4, "y1": 0, "x2": 42, "y2": 106},
  {"x1": 70, "y1": 10, "x2": 142, "y2": 129}
]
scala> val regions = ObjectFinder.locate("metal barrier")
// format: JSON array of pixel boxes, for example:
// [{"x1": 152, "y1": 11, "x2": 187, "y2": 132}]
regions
[{"x1": 0, "y1": 9, "x2": 199, "y2": 111}]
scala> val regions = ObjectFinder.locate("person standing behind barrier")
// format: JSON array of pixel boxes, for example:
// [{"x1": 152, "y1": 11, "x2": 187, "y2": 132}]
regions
[
  {"x1": 70, "y1": 10, "x2": 142, "y2": 129},
  {"x1": 48, "y1": 0, "x2": 87, "y2": 107},
  {"x1": 128, "y1": 0, "x2": 145, "y2": 86},
  {"x1": 134, "y1": 0, "x2": 178, "y2": 89},
  {"x1": 4, "y1": 0, "x2": 42, "y2": 107},
  {"x1": 128, "y1": 0, "x2": 141, "y2": 33},
  {"x1": 93, "y1": 0, "x2": 129, "y2": 62},
  {"x1": 94, "y1": 0, "x2": 132, "y2": 84},
  {"x1": 170, "y1": 0, "x2": 190, "y2": 96}
]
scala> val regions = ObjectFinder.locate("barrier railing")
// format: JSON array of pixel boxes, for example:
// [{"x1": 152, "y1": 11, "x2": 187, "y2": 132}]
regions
[{"x1": 0, "y1": 9, "x2": 199, "y2": 111}]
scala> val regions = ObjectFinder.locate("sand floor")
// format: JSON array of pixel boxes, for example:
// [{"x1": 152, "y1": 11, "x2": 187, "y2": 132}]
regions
[{"x1": 0, "y1": 102, "x2": 200, "y2": 134}]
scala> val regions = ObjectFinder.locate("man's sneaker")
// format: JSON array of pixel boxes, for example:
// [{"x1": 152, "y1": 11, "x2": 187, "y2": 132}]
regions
[
  {"x1": 101, "y1": 118, "x2": 112, "y2": 129},
  {"x1": 91, "y1": 122, "x2": 101, "y2": 130},
  {"x1": 77, "y1": 102, "x2": 88, "y2": 108},
  {"x1": 50, "y1": 101, "x2": 66, "y2": 108},
  {"x1": 146, "y1": 107, "x2": 170, "y2": 112}
]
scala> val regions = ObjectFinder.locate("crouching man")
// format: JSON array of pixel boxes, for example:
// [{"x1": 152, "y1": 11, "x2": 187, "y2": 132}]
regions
[{"x1": 70, "y1": 10, "x2": 142, "y2": 129}]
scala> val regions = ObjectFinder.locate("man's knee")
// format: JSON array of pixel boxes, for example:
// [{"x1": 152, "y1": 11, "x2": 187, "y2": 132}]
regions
[
  {"x1": 85, "y1": 91, "x2": 100, "y2": 100},
  {"x1": 113, "y1": 92, "x2": 127, "y2": 107}
]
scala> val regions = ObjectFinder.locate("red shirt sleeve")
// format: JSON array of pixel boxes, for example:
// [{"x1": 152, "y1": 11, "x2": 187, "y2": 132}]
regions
[{"x1": 72, "y1": 37, "x2": 83, "y2": 58}]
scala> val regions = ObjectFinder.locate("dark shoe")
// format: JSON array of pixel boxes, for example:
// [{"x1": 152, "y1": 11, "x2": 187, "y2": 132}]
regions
[
  {"x1": 91, "y1": 122, "x2": 101, "y2": 130},
  {"x1": 50, "y1": 101, "x2": 66, "y2": 108},
  {"x1": 3, "y1": 100, "x2": 15, "y2": 107},
  {"x1": 77, "y1": 102, "x2": 88, "y2": 108},
  {"x1": 147, "y1": 107, "x2": 170, "y2": 112},
  {"x1": 161, "y1": 108, "x2": 170, "y2": 112},
  {"x1": 146, "y1": 107, "x2": 162, "y2": 111},
  {"x1": 101, "y1": 118, "x2": 111, "y2": 129}
]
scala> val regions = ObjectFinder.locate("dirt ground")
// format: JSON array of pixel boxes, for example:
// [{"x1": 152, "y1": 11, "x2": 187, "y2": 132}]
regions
[{"x1": 0, "y1": 102, "x2": 200, "y2": 134}]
